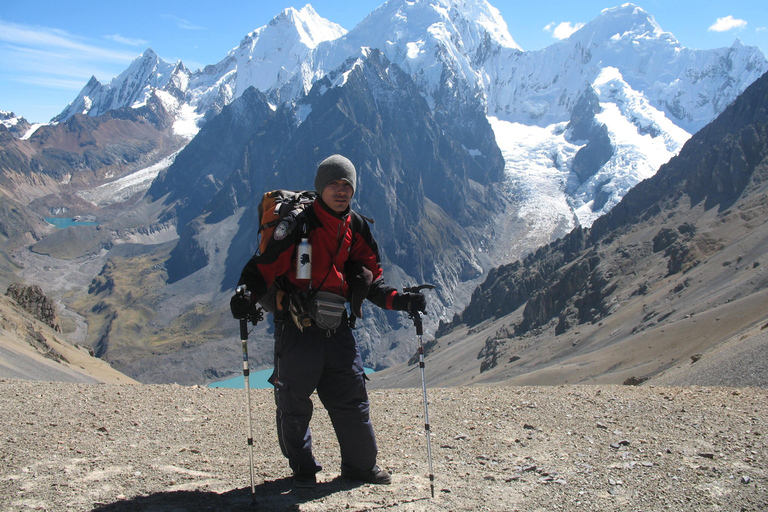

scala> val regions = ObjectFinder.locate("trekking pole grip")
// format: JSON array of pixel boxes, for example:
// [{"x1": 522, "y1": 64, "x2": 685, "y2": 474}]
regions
[
  {"x1": 403, "y1": 284, "x2": 434, "y2": 336},
  {"x1": 235, "y1": 284, "x2": 263, "y2": 329}
]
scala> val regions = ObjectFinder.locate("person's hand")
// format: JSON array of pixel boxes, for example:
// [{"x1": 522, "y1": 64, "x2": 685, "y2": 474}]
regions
[
  {"x1": 392, "y1": 292, "x2": 426, "y2": 313},
  {"x1": 230, "y1": 291, "x2": 253, "y2": 319},
  {"x1": 346, "y1": 261, "x2": 373, "y2": 318}
]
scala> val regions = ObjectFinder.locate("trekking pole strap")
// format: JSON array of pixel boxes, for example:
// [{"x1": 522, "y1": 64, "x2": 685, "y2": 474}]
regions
[{"x1": 403, "y1": 284, "x2": 434, "y2": 336}]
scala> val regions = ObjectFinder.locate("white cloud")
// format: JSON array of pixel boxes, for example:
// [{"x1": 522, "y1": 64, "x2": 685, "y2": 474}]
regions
[
  {"x1": 708, "y1": 15, "x2": 748, "y2": 32},
  {"x1": 105, "y1": 34, "x2": 149, "y2": 47},
  {"x1": 0, "y1": 20, "x2": 138, "y2": 62},
  {"x1": 544, "y1": 21, "x2": 585, "y2": 40},
  {"x1": 0, "y1": 18, "x2": 138, "y2": 96},
  {"x1": 13, "y1": 75, "x2": 91, "y2": 90},
  {"x1": 161, "y1": 15, "x2": 206, "y2": 31}
]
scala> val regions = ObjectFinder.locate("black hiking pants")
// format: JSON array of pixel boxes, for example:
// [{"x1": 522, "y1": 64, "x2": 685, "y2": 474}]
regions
[{"x1": 269, "y1": 320, "x2": 378, "y2": 476}]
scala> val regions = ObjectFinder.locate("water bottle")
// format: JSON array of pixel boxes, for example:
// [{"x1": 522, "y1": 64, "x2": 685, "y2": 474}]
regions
[{"x1": 296, "y1": 238, "x2": 312, "y2": 280}]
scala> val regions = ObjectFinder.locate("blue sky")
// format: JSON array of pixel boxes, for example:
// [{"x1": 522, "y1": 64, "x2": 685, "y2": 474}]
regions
[{"x1": 2, "y1": 0, "x2": 766, "y2": 123}]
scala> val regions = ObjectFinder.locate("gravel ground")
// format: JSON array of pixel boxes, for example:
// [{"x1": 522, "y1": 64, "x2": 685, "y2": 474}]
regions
[{"x1": 1, "y1": 379, "x2": 766, "y2": 511}]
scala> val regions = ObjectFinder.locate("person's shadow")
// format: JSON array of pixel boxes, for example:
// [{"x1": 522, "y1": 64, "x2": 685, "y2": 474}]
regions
[{"x1": 91, "y1": 476, "x2": 364, "y2": 511}]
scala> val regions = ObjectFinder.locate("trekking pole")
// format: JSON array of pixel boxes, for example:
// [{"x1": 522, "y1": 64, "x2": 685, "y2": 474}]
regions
[
  {"x1": 404, "y1": 284, "x2": 436, "y2": 498},
  {"x1": 235, "y1": 285, "x2": 263, "y2": 502}
]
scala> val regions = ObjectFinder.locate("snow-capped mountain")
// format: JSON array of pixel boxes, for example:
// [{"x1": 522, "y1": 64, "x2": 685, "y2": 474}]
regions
[
  {"x1": 186, "y1": 4, "x2": 346, "y2": 117},
  {"x1": 326, "y1": 0, "x2": 521, "y2": 109},
  {"x1": 53, "y1": 49, "x2": 181, "y2": 122},
  {"x1": 0, "y1": 111, "x2": 34, "y2": 139},
  {"x1": 484, "y1": 4, "x2": 767, "y2": 132},
  {"x1": 53, "y1": 1, "x2": 766, "y2": 231},
  {"x1": 54, "y1": 6, "x2": 345, "y2": 133},
  {"x1": 0, "y1": 111, "x2": 23, "y2": 129}
]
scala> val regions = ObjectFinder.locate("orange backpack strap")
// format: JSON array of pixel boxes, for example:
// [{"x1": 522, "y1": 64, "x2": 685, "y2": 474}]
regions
[{"x1": 256, "y1": 190, "x2": 316, "y2": 255}]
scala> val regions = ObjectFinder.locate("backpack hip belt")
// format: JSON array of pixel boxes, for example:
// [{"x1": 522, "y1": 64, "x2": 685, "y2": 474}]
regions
[{"x1": 287, "y1": 289, "x2": 348, "y2": 333}]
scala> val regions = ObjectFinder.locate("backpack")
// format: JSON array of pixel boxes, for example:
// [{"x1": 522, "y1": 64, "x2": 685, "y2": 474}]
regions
[
  {"x1": 256, "y1": 190, "x2": 317, "y2": 255},
  {"x1": 254, "y1": 189, "x2": 316, "y2": 313},
  {"x1": 253, "y1": 189, "x2": 373, "y2": 316}
]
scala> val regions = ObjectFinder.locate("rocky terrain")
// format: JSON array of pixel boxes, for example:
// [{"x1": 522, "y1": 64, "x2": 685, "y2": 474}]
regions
[
  {"x1": 5, "y1": 283, "x2": 60, "y2": 332},
  {"x1": 0, "y1": 379, "x2": 765, "y2": 511}
]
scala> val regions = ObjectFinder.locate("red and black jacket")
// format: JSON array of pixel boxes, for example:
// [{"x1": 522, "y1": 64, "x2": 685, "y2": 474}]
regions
[{"x1": 238, "y1": 198, "x2": 399, "y2": 312}]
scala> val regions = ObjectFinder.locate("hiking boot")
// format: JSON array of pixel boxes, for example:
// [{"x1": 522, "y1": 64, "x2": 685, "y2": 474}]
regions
[
  {"x1": 292, "y1": 472, "x2": 317, "y2": 489},
  {"x1": 341, "y1": 464, "x2": 392, "y2": 485}
]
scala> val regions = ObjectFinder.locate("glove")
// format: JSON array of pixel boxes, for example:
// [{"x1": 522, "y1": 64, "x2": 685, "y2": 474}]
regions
[
  {"x1": 345, "y1": 261, "x2": 373, "y2": 318},
  {"x1": 230, "y1": 291, "x2": 253, "y2": 320},
  {"x1": 391, "y1": 292, "x2": 427, "y2": 313}
]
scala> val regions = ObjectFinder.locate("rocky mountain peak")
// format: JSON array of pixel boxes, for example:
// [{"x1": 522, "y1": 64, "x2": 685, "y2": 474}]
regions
[
  {"x1": 138, "y1": 47, "x2": 158, "y2": 60},
  {"x1": 116, "y1": 48, "x2": 179, "y2": 103},
  {"x1": 432, "y1": 69, "x2": 768, "y2": 380}
]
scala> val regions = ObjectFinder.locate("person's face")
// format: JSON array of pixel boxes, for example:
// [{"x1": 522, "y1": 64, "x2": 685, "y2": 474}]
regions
[{"x1": 321, "y1": 180, "x2": 354, "y2": 213}]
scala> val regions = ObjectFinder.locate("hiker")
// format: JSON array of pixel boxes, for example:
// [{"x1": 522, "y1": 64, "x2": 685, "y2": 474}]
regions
[{"x1": 230, "y1": 154, "x2": 427, "y2": 488}]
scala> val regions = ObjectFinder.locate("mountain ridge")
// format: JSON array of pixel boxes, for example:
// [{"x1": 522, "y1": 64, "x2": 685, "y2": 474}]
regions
[
  {"x1": 51, "y1": 2, "x2": 767, "y2": 132},
  {"x1": 1, "y1": 1, "x2": 767, "y2": 387},
  {"x1": 39, "y1": 2, "x2": 767, "y2": 229}
]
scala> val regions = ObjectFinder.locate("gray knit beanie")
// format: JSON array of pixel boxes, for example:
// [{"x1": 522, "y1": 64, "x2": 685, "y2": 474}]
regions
[{"x1": 315, "y1": 155, "x2": 356, "y2": 195}]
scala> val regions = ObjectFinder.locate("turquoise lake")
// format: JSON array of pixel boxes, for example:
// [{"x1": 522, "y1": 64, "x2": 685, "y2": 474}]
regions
[
  {"x1": 209, "y1": 367, "x2": 375, "y2": 389},
  {"x1": 45, "y1": 218, "x2": 99, "y2": 228}
]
